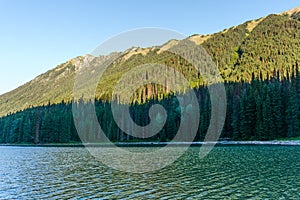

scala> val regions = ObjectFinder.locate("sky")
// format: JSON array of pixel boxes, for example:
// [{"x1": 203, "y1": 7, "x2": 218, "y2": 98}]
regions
[{"x1": 0, "y1": 0, "x2": 299, "y2": 95}]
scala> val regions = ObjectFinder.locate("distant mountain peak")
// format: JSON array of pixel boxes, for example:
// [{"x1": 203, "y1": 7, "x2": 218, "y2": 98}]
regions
[
  {"x1": 282, "y1": 6, "x2": 300, "y2": 16},
  {"x1": 157, "y1": 39, "x2": 179, "y2": 54},
  {"x1": 123, "y1": 47, "x2": 151, "y2": 60},
  {"x1": 187, "y1": 34, "x2": 211, "y2": 45}
]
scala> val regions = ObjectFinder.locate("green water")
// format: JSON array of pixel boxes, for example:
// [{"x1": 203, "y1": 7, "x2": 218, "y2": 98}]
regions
[{"x1": 0, "y1": 146, "x2": 299, "y2": 199}]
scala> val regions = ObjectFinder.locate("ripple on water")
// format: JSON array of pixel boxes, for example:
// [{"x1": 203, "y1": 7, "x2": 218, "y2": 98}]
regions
[{"x1": 0, "y1": 146, "x2": 299, "y2": 199}]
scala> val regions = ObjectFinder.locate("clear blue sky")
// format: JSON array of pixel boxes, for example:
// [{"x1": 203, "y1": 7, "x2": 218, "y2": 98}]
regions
[{"x1": 0, "y1": 0, "x2": 299, "y2": 95}]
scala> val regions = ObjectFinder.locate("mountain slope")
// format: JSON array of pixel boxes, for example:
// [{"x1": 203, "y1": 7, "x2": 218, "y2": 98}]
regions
[{"x1": 0, "y1": 8, "x2": 300, "y2": 117}]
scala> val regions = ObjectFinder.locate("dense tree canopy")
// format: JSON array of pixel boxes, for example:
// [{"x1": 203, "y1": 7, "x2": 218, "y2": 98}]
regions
[{"x1": 0, "y1": 67, "x2": 299, "y2": 143}]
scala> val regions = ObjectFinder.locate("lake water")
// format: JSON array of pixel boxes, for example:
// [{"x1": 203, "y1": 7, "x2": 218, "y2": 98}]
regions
[{"x1": 0, "y1": 146, "x2": 299, "y2": 199}]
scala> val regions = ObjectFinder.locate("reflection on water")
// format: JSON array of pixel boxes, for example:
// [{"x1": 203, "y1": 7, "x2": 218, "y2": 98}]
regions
[{"x1": 0, "y1": 146, "x2": 299, "y2": 199}]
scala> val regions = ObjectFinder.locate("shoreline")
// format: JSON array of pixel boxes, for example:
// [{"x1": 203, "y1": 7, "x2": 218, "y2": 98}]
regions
[{"x1": 1, "y1": 140, "x2": 300, "y2": 147}]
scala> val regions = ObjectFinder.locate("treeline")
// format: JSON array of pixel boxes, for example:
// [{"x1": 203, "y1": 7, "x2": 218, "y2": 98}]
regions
[{"x1": 0, "y1": 67, "x2": 300, "y2": 144}]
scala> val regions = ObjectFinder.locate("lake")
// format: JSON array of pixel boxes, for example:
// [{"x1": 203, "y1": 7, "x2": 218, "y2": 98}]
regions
[{"x1": 0, "y1": 145, "x2": 299, "y2": 199}]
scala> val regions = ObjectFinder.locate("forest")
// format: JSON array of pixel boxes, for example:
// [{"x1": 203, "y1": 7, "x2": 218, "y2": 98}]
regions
[{"x1": 0, "y1": 66, "x2": 299, "y2": 144}]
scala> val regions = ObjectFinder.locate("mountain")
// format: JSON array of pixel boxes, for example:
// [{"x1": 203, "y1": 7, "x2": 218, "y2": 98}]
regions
[
  {"x1": 0, "y1": 8, "x2": 299, "y2": 117},
  {"x1": 1, "y1": 7, "x2": 300, "y2": 144}
]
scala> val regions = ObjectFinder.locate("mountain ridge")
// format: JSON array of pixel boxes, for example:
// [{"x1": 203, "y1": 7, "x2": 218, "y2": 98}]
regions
[{"x1": 0, "y1": 8, "x2": 300, "y2": 117}]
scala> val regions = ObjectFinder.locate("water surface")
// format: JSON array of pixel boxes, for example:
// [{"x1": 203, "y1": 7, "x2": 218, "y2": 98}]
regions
[{"x1": 0, "y1": 146, "x2": 299, "y2": 199}]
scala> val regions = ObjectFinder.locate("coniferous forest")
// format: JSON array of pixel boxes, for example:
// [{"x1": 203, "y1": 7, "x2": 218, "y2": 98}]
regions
[{"x1": 0, "y1": 66, "x2": 299, "y2": 144}]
